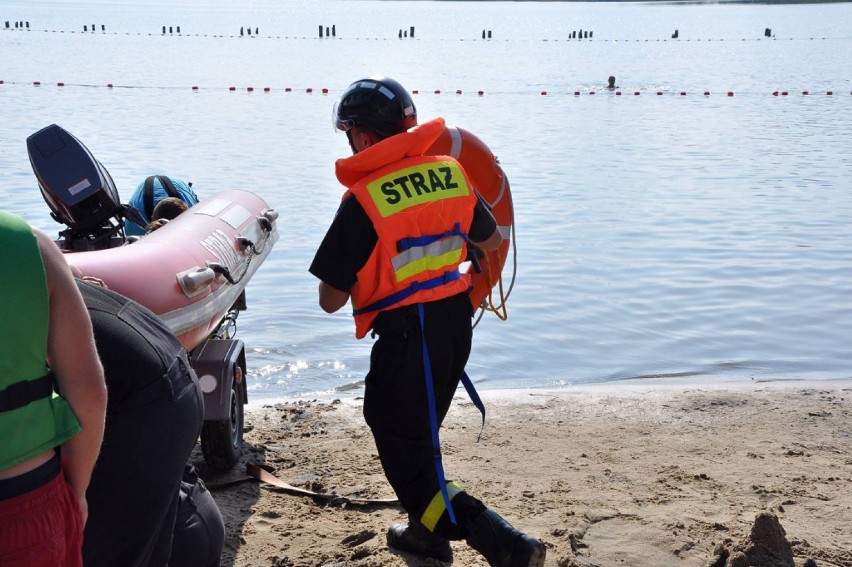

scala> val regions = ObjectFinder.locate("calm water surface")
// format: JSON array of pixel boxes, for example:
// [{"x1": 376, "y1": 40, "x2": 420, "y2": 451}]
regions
[{"x1": 2, "y1": 0, "x2": 851, "y2": 400}]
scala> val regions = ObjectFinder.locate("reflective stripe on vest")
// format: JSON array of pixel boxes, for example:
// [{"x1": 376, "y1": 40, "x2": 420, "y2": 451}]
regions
[{"x1": 392, "y1": 224, "x2": 466, "y2": 282}]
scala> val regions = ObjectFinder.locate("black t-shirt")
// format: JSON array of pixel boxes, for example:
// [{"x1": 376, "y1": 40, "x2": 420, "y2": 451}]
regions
[{"x1": 309, "y1": 194, "x2": 497, "y2": 293}]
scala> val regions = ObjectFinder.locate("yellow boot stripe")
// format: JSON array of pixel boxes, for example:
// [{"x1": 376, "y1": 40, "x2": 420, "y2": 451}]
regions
[{"x1": 420, "y1": 482, "x2": 463, "y2": 531}]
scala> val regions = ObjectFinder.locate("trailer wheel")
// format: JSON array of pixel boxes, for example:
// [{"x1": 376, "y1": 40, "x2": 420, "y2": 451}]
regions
[{"x1": 200, "y1": 369, "x2": 244, "y2": 471}]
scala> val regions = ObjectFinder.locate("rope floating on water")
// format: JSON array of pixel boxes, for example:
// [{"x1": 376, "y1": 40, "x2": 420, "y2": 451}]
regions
[
  {"x1": 2, "y1": 24, "x2": 850, "y2": 42},
  {"x1": 3, "y1": 80, "x2": 848, "y2": 98}
]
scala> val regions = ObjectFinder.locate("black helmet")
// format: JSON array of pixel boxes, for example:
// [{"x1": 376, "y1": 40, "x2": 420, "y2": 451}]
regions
[{"x1": 333, "y1": 76, "x2": 417, "y2": 138}]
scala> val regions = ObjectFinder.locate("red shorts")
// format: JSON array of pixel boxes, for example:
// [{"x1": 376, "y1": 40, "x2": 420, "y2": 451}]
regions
[{"x1": 0, "y1": 470, "x2": 83, "y2": 567}]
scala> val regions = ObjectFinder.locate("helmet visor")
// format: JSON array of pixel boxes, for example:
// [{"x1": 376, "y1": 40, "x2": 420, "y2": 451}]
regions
[{"x1": 332, "y1": 101, "x2": 354, "y2": 133}]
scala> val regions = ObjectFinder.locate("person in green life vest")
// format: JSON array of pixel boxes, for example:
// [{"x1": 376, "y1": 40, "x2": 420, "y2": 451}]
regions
[{"x1": 0, "y1": 212, "x2": 107, "y2": 566}]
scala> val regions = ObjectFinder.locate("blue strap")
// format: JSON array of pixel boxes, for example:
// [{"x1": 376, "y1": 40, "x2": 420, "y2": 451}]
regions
[
  {"x1": 460, "y1": 371, "x2": 486, "y2": 442},
  {"x1": 418, "y1": 303, "x2": 457, "y2": 526},
  {"x1": 397, "y1": 223, "x2": 466, "y2": 252},
  {"x1": 353, "y1": 270, "x2": 461, "y2": 316}
]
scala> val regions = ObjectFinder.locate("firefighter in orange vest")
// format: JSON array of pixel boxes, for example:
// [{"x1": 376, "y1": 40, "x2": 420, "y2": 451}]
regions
[{"x1": 310, "y1": 76, "x2": 545, "y2": 567}]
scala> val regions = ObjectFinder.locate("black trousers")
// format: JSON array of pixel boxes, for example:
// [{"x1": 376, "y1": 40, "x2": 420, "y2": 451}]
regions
[
  {"x1": 170, "y1": 465, "x2": 224, "y2": 567},
  {"x1": 363, "y1": 293, "x2": 486, "y2": 540},
  {"x1": 83, "y1": 363, "x2": 204, "y2": 567}
]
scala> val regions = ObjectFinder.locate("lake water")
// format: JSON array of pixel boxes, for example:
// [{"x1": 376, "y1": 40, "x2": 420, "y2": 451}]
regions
[{"x1": 2, "y1": 0, "x2": 851, "y2": 401}]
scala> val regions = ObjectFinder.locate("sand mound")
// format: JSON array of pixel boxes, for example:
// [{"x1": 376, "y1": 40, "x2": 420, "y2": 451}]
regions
[{"x1": 707, "y1": 512, "x2": 796, "y2": 567}]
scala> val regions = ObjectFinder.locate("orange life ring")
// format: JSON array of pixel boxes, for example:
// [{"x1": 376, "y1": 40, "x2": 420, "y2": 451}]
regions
[{"x1": 426, "y1": 126, "x2": 513, "y2": 317}]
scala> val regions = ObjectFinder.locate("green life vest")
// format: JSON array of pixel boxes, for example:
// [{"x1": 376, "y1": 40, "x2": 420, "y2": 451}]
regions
[{"x1": 0, "y1": 212, "x2": 80, "y2": 471}]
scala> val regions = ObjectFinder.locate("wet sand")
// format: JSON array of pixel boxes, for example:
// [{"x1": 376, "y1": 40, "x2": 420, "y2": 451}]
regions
[{"x1": 193, "y1": 381, "x2": 852, "y2": 567}]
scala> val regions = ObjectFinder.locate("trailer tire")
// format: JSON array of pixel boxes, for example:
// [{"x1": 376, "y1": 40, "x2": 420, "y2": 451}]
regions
[{"x1": 200, "y1": 373, "x2": 244, "y2": 471}]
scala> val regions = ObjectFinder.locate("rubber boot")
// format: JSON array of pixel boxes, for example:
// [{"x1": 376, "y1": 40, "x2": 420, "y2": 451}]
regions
[
  {"x1": 464, "y1": 508, "x2": 546, "y2": 567},
  {"x1": 387, "y1": 520, "x2": 453, "y2": 563}
]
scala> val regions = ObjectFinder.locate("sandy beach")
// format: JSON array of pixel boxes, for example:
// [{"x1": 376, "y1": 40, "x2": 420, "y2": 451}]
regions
[{"x1": 193, "y1": 381, "x2": 852, "y2": 567}]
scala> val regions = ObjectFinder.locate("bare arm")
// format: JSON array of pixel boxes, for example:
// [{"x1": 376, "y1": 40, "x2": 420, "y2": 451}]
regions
[
  {"x1": 36, "y1": 228, "x2": 107, "y2": 522},
  {"x1": 318, "y1": 281, "x2": 350, "y2": 313}
]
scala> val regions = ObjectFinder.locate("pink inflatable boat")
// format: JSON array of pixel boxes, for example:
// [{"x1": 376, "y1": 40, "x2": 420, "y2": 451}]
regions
[
  {"x1": 64, "y1": 189, "x2": 279, "y2": 350},
  {"x1": 27, "y1": 123, "x2": 279, "y2": 470}
]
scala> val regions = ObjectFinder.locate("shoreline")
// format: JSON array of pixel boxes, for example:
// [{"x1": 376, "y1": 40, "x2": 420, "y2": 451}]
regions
[
  {"x1": 245, "y1": 376, "x2": 852, "y2": 409},
  {"x1": 197, "y1": 380, "x2": 852, "y2": 567}
]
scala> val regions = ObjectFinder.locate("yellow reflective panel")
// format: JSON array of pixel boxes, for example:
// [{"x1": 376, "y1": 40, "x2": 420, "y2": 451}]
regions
[{"x1": 366, "y1": 161, "x2": 470, "y2": 218}]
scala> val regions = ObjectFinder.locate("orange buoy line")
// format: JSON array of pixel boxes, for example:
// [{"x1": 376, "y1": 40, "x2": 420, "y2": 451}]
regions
[{"x1": 0, "y1": 80, "x2": 849, "y2": 98}]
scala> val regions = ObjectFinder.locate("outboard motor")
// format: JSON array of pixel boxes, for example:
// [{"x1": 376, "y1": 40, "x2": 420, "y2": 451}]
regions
[{"x1": 27, "y1": 124, "x2": 135, "y2": 250}]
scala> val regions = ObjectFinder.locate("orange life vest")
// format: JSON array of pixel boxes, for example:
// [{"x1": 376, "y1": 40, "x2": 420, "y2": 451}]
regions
[{"x1": 336, "y1": 118, "x2": 477, "y2": 338}]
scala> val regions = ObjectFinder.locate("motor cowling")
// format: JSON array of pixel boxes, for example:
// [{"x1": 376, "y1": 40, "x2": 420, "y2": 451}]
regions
[{"x1": 27, "y1": 124, "x2": 123, "y2": 236}]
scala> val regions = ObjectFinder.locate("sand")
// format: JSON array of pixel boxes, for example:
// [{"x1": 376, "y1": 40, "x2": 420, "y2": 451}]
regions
[{"x1": 192, "y1": 381, "x2": 852, "y2": 567}]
